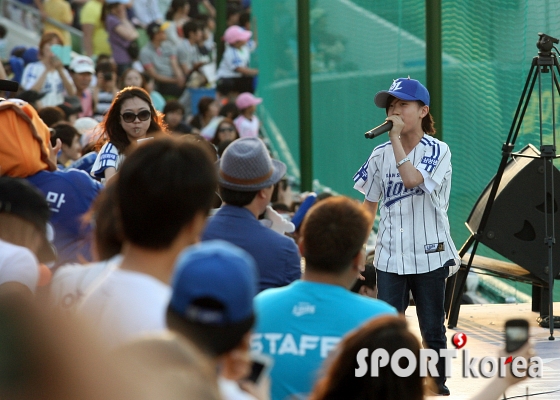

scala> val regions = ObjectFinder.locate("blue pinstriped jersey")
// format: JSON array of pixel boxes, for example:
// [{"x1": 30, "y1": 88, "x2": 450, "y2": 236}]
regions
[{"x1": 353, "y1": 134, "x2": 459, "y2": 275}]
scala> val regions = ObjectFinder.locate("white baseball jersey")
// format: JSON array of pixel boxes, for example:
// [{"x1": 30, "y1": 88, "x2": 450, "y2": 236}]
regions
[
  {"x1": 353, "y1": 134, "x2": 459, "y2": 276},
  {"x1": 216, "y1": 45, "x2": 251, "y2": 79}
]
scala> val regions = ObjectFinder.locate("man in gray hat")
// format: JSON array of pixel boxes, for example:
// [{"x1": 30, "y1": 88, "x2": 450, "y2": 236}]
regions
[{"x1": 202, "y1": 137, "x2": 301, "y2": 292}]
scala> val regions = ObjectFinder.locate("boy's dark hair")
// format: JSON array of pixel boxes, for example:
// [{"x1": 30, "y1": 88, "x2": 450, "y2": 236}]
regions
[
  {"x1": 301, "y1": 196, "x2": 373, "y2": 274},
  {"x1": 350, "y1": 254, "x2": 376, "y2": 293},
  {"x1": 163, "y1": 100, "x2": 185, "y2": 116},
  {"x1": 141, "y1": 72, "x2": 153, "y2": 84},
  {"x1": 183, "y1": 21, "x2": 202, "y2": 38},
  {"x1": 0, "y1": 25, "x2": 6, "y2": 39},
  {"x1": 167, "y1": 305, "x2": 254, "y2": 357},
  {"x1": 50, "y1": 121, "x2": 80, "y2": 147},
  {"x1": 38, "y1": 106, "x2": 66, "y2": 127},
  {"x1": 96, "y1": 60, "x2": 114, "y2": 75},
  {"x1": 238, "y1": 11, "x2": 251, "y2": 28},
  {"x1": 219, "y1": 186, "x2": 258, "y2": 207},
  {"x1": 116, "y1": 137, "x2": 217, "y2": 249},
  {"x1": 218, "y1": 102, "x2": 240, "y2": 120}
]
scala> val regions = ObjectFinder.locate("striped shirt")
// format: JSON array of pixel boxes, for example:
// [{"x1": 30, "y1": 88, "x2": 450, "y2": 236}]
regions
[
  {"x1": 90, "y1": 142, "x2": 125, "y2": 181},
  {"x1": 353, "y1": 134, "x2": 460, "y2": 275}
]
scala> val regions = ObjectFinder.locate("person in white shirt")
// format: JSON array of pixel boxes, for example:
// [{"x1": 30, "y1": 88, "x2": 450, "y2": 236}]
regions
[
  {"x1": 79, "y1": 137, "x2": 218, "y2": 348},
  {"x1": 21, "y1": 32, "x2": 76, "y2": 107},
  {"x1": 0, "y1": 177, "x2": 57, "y2": 295},
  {"x1": 353, "y1": 77, "x2": 459, "y2": 396},
  {"x1": 234, "y1": 92, "x2": 261, "y2": 138},
  {"x1": 216, "y1": 25, "x2": 258, "y2": 97}
]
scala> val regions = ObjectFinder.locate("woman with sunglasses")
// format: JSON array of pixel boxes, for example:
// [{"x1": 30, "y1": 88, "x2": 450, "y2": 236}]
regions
[
  {"x1": 91, "y1": 87, "x2": 165, "y2": 182},
  {"x1": 210, "y1": 118, "x2": 240, "y2": 149}
]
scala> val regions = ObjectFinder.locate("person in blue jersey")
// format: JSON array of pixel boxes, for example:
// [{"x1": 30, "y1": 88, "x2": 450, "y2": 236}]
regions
[
  {"x1": 0, "y1": 98, "x2": 101, "y2": 268},
  {"x1": 251, "y1": 196, "x2": 397, "y2": 400},
  {"x1": 353, "y1": 77, "x2": 460, "y2": 396},
  {"x1": 91, "y1": 87, "x2": 166, "y2": 182}
]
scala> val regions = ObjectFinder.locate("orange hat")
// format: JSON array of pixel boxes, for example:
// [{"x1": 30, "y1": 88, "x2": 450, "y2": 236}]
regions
[{"x1": 0, "y1": 100, "x2": 56, "y2": 177}]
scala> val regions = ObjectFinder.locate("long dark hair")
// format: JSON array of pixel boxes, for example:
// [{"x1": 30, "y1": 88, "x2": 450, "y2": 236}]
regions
[
  {"x1": 211, "y1": 118, "x2": 239, "y2": 147},
  {"x1": 309, "y1": 316, "x2": 426, "y2": 400},
  {"x1": 95, "y1": 87, "x2": 165, "y2": 153}
]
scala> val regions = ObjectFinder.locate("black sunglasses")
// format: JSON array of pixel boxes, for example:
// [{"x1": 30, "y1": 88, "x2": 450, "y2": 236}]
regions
[
  {"x1": 218, "y1": 127, "x2": 235, "y2": 132},
  {"x1": 121, "y1": 110, "x2": 151, "y2": 123}
]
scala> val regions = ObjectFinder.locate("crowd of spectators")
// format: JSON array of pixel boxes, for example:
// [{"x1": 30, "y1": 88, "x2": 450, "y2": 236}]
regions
[{"x1": 0, "y1": 1, "x2": 537, "y2": 400}]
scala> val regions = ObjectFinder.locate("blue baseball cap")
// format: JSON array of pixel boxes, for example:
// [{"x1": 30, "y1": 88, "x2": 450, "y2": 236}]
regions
[
  {"x1": 168, "y1": 240, "x2": 258, "y2": 326},
  {"x1": 291, "y1": 192, "x2": 317, "y2": 231},
  {"x1": 374, "y1": 77, "x2": 430, "y2": 108}
]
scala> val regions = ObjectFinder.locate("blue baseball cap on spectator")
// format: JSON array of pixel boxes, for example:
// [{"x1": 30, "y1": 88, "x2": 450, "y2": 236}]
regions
[
  {"x1": 374, "y1": 77, "x2": 430, "y2": 108},
  {"x1": 22, "y1": 47, "x2": 38, "y2": 65},
  {"x1": 169, "y1": 240, "x2": 257, "y2": 325},
  {"x1": 167, "y1": 240, "x2": 258, "y2": 356}
]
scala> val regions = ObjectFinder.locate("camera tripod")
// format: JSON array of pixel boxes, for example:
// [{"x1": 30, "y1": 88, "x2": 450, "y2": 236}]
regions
[{"x1": 446, "y1": 33, "x2": 560, "y2": 340}]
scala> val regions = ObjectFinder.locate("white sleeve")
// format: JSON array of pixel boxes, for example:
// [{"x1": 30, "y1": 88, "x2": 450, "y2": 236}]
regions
[
  {"x1": 418, "y1": 142, "x2": 451, "y2": 194},
  {"x1": 0, "y1": 245, "x2": 39, "y2": 292},
  {"x1": 353, "y1": 150, "x2": 382, "y2": 202},
  {"x1": 91, "y1": 142, "x2": 119, "y2": 178},
  {"x1": 21, "y1": 63, "x2": 42, "y2": 90}
]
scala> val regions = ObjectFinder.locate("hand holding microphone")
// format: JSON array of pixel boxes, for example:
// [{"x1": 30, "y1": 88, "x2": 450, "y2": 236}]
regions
[{"x1": 364, "y1": 120, "x2": 393, "y2": 139}]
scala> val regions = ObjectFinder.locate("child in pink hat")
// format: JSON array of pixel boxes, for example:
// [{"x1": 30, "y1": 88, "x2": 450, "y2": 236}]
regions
[
  {"x1": 233, "y1": 92, "x2": 262, "y2": 138},
  {"x1": 216, "y1": 26, "x2": 258, "y2": 98}
]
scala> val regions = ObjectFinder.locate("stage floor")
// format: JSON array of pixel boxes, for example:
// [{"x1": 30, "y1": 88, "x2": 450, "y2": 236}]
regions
[{"x1": 403, "y1": 302, "x2": 560, "y2": 399}]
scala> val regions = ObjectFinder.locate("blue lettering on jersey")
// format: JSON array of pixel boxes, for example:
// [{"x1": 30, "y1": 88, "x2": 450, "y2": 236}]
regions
[
  {"x1": 421, "y1": 156, "x2": 437, "y2": 165},
  {"x1": 100, "y1": 153, "x2": 117, "y2": 161},
  {"x1": 384, "y1": 179, "x2": 423, "y2": 208},
  {"x1": 353, "y1": 160, "x2": 369, "y2": 182}
]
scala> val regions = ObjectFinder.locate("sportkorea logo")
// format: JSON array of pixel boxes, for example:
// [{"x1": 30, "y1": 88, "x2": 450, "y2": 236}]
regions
[{"x1": 355, "y1": 332, "x2": 543, "y2": 379}]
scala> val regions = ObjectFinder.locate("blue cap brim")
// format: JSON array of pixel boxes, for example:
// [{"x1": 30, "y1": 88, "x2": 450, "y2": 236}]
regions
[{"x1": 374, "y1": 91, "x2": 419, "y2": 108}]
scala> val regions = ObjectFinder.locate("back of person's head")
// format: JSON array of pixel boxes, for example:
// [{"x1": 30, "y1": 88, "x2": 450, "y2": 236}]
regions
[
  {"x1": 0, "y1": 293, "x2": 145, "y2": 400},
  {"x1": 166, "y1": 240, "x2": 257, "y2": 357},
  {"x1": 97, "y1": 86, "x2": 163, "y2": 153},
  {"x1": 38, "y1": 106, "x2": 65, "y2": 127},
  {"x1": 84, "y1": 181, "x2": 123, "y2": 261},
  {"x1": 0, "y1": 176, "x2": 55, "y2": 263},
  {"x1": 309, "y1": 316, "x2": 424, "y2": 400},
  {"x1": 116, "y1": 137, "x2": 217, "y2": 249},
  {"x1": 197, "y1": 96, "x2": 215, "y2": 117},
  {"x1": 113, "y1": 332, "x2": 221, "y2": 400},
  {"x1": 301, "y1": 196, "x2": 373, "y2": 274},
  {"x1": 163, "y1": 99, "x2": 185, "y2": 116},
  {"x1": 183, "y1": 20, "x2": 201, "y2": 38},
  {"x1": 218, "y1": 102, "x2": 240, "y2": 120},
  {"x1": 50, "y1": 121, "x2": 80, "y2": 148},
  {"x1": 350, "y1": 251, "x2": 376, "y2": 295}
]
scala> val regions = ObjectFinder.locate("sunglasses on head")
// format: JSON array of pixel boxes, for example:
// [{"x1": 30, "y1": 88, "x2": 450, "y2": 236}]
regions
[
  {"x1": 219, "y1": 126, "x2": 235, "y2": 132},
  {"x1": 121, "y1": 110, "x2": 151, "y2": 123}
]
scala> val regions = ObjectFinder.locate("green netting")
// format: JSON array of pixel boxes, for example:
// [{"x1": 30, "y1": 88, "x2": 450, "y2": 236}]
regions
[{"x1": 253, "y1": 0, "x2": 560, "y2": 300}]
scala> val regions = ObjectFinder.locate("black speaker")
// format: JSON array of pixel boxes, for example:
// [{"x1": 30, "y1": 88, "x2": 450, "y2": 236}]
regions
[{"x1": 466, "y1": 144, "x2": 560, "y2": 282}]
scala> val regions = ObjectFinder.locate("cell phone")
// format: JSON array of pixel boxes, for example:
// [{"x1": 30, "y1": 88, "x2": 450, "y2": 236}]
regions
[
  {"x1": 505, "y1": 319, "x2": 529, "y2": 353},
  {"x1": 50, "y1": 44, "x2": 71, "y2": 65},
  {"x1": 246, "y1": 354, "x2": 273, "y2": 384}
]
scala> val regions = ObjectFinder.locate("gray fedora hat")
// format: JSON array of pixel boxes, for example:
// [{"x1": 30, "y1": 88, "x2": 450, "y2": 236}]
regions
[{"x1": 219, "y1": 138, "x2": 287, "y2": 191}]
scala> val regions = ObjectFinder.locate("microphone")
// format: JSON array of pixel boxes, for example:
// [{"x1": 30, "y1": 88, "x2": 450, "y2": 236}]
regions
[
  {"x1": 0, "y1": 80, "x2": 19, "y2": 92},
  {"x1": 364, "y1": 121, "x2": 393, "y2": 139}
]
